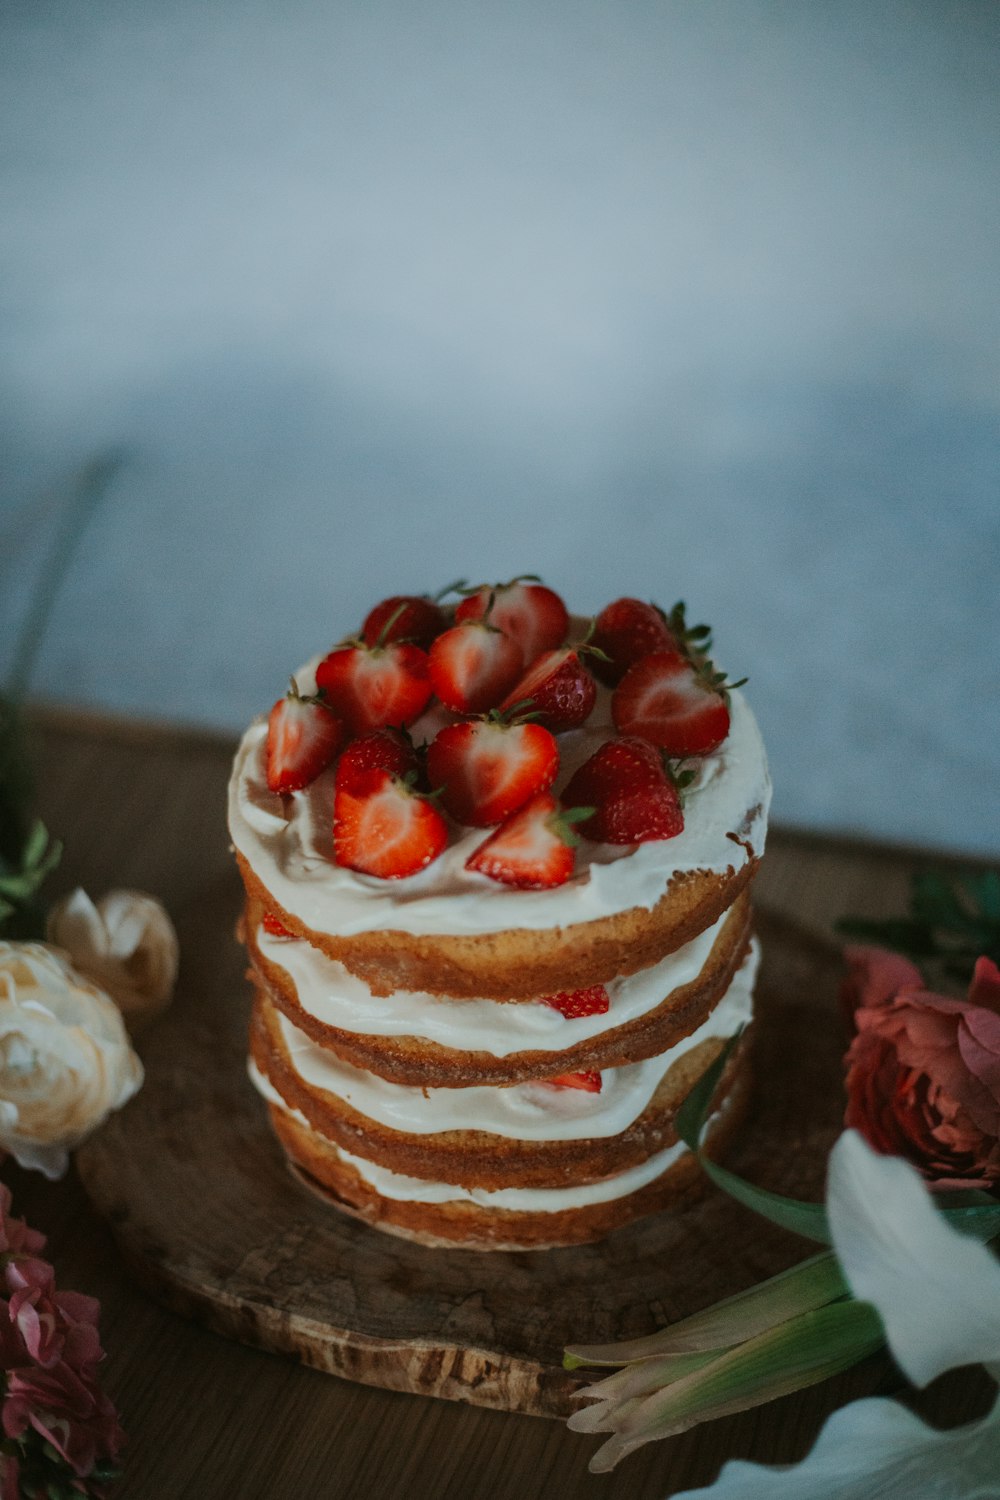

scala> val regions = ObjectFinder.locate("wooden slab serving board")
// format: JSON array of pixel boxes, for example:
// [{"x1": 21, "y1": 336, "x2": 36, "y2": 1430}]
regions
[{"x1": 77, "y1": 901, "x2": 847, "y2": 1420}]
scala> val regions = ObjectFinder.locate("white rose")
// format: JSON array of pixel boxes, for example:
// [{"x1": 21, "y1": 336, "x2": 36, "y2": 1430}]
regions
[
  {"x1": 0, "y1": 941, "x2": 144, "y2": 1179},
  {"x1": 47, "y1": 887, "x2": 179, "y2": 1032}
]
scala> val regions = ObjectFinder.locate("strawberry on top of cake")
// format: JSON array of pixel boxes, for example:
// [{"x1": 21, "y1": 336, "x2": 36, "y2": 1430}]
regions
[{"x1": 257, "y1": 580, "x2": 749, "y2": 885}]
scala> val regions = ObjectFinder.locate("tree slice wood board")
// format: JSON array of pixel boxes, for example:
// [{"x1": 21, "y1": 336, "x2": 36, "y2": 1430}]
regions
[{"x1": 77, "y1": 899, "x2": 848, "y2": 1420}]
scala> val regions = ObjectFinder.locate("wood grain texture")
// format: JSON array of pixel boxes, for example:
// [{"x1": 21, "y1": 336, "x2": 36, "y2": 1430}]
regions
[
  {"x1": 12, "y1": 706, "x2": 994, "y2": 1499},
  {"x1": 75, "y1": 902, "x2": 846, "y2": 1419}
]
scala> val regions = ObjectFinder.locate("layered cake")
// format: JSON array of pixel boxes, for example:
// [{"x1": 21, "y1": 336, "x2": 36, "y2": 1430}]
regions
[{"x1": 228, "y1": 582, "x2": 771, "y2": 1249}]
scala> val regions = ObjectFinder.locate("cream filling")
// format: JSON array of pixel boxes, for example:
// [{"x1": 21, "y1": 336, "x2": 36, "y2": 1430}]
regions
[
  {"x1": 228, "y1": 674, "x2": 771, "y2": 939},
  {"x1": 263, "y1": 943, "x2": 757, "y2": 1142},
  {"x1": 256, "y1": 904, "x2": 733, "y2": 1057},
  {"x1": 249, "y1": 1065, "x2": 700, "y2": 1212}
]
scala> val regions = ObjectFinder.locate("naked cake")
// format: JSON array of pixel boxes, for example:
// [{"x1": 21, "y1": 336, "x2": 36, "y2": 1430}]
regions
[{"x1": 228, "y1": 582, "x2": 771, "y2": 1249}]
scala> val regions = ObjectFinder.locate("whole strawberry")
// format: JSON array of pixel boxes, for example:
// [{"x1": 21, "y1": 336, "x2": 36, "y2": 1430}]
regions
[
  {"x1": 333, "y1": 769, "x2": 448, "y2": 879},
  {"x1": 562, "y1": 736, "x2": 684, "y2": 844},
  {"x1": 266, "y1": 680, "x2": 344, "y2": 793},
  {"x1": 426, "y1": 714, "x2": 559, "y2": 827},
  {"x1": 335, "y1": 727, "x2": 421, "y2": 794},
  {"x1": 590, "y1": 598, "x2": 681, "y2": 686},
  {"x1": 455, "y1": 577, "x2": 569, "y2": 665},
  {"x1": 361, "y1": 593, "x2": 448, "y2": 651}
]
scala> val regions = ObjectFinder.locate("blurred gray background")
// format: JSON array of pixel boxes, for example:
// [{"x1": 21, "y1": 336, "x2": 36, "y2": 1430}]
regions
[{"x1": 2, "y1": 0, "x2": 998, "y2": 854}]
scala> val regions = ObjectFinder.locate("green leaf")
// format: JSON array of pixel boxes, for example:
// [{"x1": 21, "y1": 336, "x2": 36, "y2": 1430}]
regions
[
  {"x1": 675, "y1": 1034, "x2": 1000, "y2": 1244},
  {"x1": 582, "y1": 1299, "x2": 886, "y2": 1471},
  {"x1": 565, "y1": 1249, "x2": 847, "y2": 1368},
  {"x1": 964, "y1": 871, "x2": 1000, "y2": 923}
]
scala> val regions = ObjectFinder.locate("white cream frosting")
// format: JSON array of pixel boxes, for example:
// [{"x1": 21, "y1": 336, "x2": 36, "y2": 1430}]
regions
[
  {"x1": 228, "y1": 667, "x2": 770, "y2": 939},
  {"x1": 257, "y1": 944, "x2": 757, "y2": 1143},
  {"x1": 256, "y1": 903, "x2": 734, "y2": 1057},
  {"x1": 249, "y1": 1065, "x2": 703, "y2": 1213}
]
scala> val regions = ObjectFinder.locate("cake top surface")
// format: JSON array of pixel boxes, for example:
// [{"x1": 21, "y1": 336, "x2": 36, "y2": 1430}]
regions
[{"x1": 228, "y1": 584, "x2": 770, "y2": 939}]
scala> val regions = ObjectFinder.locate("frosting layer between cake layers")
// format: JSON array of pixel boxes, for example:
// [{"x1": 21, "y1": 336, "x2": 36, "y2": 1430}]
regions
[{"x1": 250, "y1": 942, "x2": 757, "y2": 1143}]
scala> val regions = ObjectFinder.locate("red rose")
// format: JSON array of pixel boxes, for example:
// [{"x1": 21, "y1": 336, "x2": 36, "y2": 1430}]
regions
[{"x1": 843, "y1": 950, "x2": 1000, "y2": 1190}]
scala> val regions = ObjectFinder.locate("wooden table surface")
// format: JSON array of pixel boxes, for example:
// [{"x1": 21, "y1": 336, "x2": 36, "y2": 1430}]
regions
[{"x1": 7, "y1": 705, "x2": 995, "y2": 1500}]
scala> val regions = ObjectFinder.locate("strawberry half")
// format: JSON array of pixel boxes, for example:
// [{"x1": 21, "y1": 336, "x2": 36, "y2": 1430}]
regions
[
  {"x1": 333, "y1": 768, "x2": 448, "y2": 879},
  {"x1": 265, "y1": 681, "x2": 344, "y2": 793},
  {"x1": 562, "y1": 736, "x2": 684, "y2": 844},
  {"x1": 499, "y1": 646, "x2": 597, "y2": 732},
  {"x1": 262, "y1": 912, "x2": 294, "y2": 938},
  {"x1": 464, "y1": 791, "x2": 589, "y2": 889},
  {"x1": 612, "y1": 651, "x2": 731, "y2": 756},
  {"x1": 336, "y1": 727, "x2": 421, "y2": 795},
  {"x1": 542, "y1": 1070, "x2": 602, "y2": 1092},
  {"x1": 316, "y1": 636, "x2": 432, "y2": 736},
  {"x1": 541, "y1": 985, "x2": 610, "y2": 1019},
  {"x1": 455, "y1": 577, "x2": 569, "y2": 664},
  {"x1": 426, "y1": 717, "x2": 559, "y2": 827},
  {"x1": 427, "y1": 620, "x2": 524, "y2": 714},
  {"x1": 590, "y1": 598, "x2": 681, "y2": 686},
  {"x1": 361, "y1": 594, "x2": 448, "y2": 650}
]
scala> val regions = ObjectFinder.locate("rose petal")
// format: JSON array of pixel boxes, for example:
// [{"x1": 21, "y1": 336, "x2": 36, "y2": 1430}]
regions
[
  {"x1": 968, "y1": 957, "x2": 1000, "y2": 1017},
  {"x1": 842, "y1": 946, "x2": 925, "y2": 1017}
]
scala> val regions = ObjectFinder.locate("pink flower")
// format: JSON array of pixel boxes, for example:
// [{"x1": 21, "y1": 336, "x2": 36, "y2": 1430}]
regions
[
  {"x1": 0, "y1": 1184, "x2": 46, "y2": 1258},
  {"x1": 843, "y1": 949, "x2": 1000, "y2": 1190},
  {"x1": 3, "y1": 1358, "x2": 124, "y2": 1480},
  {"x1": 3, "y1": 1258, "x2": 103, "y2": 1372}
]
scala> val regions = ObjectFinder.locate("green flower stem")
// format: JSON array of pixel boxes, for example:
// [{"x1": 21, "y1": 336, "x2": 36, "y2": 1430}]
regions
[
  {"x1": 6, "y1": 451, "x2": 126, "y2": 704},
  {"x1": 565, "y1": 1249, "x2": 847, "y2": 1369},
  {"x1": 583, "y1": 1299, "x2": 886, "y2": 1473},
  {"x1": 676, "y1": 1034, "x2": 1000, "y2": 1243}
]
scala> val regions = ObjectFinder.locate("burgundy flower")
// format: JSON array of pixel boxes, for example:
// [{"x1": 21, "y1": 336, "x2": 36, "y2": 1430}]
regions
[
  {"x1": 843, "y1": 949, "x2": 1000, "y2": 1190},
  {"x1": 3, "y1": 1257, "x2": 102, "y2": 1373},
  {"x1": 0, "y1": 1184, "x2": 46, "y2": 1258},
  {"x1": 3, "y1": 1358, "x2": 124, "y2": 1480}
]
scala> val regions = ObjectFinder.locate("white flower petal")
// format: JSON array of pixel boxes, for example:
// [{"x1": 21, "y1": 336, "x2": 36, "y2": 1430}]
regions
[
  {"x1": 0, "y1": 941, "x2": 144, "y2": 1175},
  {"x1": 671, "y1": 1387, "x2": 1000, "y2": 1500},
  {"x1": 828, "y1": 1131, "x2": 1000, "y2": 1387},
  {"x1": 47, "y1": 887, "x2": 178, "y2": 1031}
]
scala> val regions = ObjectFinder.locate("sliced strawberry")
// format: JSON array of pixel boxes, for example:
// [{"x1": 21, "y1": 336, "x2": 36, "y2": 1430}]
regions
[
  {"x1": 336, "y1": 727, "x2": 421, "y2": 795},
  {"x1": 316, "y1": 637, "x2": 432, "y2": 736},
  {"x1": 612, "y1": 652, "x2": 731, "y2": 755},
  {"x1": 265, "y1": 682, "x2": 344, "y2": 794},
  {"x1": 361, "y1": 594, "x2": 447, "y2": 650},
  {"x1": 499, "y1": 646, "x2": 597, "y2": 732},
  {"x1": 542, "y1": 1070, "x2": 602, "y2": 1092},
  {"x1": 562, "y1": 736, "x2": 684, "y2": 844},
  {"x1": 455, "y1": 577, "x2": 569, "y2": 664},
  {"x1": 541, "y1": 985, "x2": 610, "y2": 1019},
  {"x1": 262, "y1": 912, "x2": 294, "y2": 938},
  {"x1": 427, "y1": 620, "x2": 523, "y2": 714},
  {"x1": 333, "y1": 769, "x2": 448, "y2": 879},
  {"x1": 426, "y1": 717, "x2": 559, "y2": 827},
  {"x1": 464, "y1": 791, "x2": 589, "y2": 888},
  {"x1": 590, "y1": 598, "x2": 682, "y2": 686}
]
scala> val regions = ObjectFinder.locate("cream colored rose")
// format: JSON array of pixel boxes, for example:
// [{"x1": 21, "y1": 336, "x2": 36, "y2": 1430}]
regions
[
  {"x1": 0, "y1": 942, "x2": 144, "y2": 1179},
  {"x1": 47, "y1": 888, "x2": 178, "y2": 1032}
]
